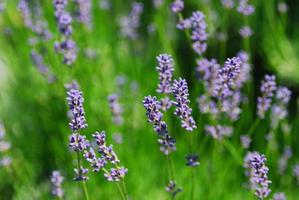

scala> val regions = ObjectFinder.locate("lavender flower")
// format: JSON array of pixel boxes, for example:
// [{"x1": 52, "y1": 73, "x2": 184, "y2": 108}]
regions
[
  {"x1": 143, "y1": 95, "x2": 168, "y2": 136},
  {"x1": 31, "y1": 51, "x2": 55, "y2": 83},
  {"x1": 50, "y1": 171, "x2": 64, "y2": 198},
  {"x1": 69, "y1": 133, "x2": 90, "y2": 151},
  {"x1": 240, "y1": 135, "x2": 251, "y2": 149},
  {"x1": 99, "y1": 0, "x2": 111, "y2": 10},
  {"x1": 237, "y1": 0, "x2": 255, "y2": 16},
  {"x1": 165, "y1": 180, "x2": 182, "y2": 198},
  {"x1": 160, "y1": 97, "x2": 172, "y2": 111},
  {"x1": 257, "y1": 75, "x2": 277, "y2": 118},
  {"x1": 112, "y1": 133, "x2": 123, "y2": 144},
  {"x1": 108, "y1": 94, "x2": 123, "y2": 125},
  {"x1": 278, "y1": 2, "x2": 288, "y2": 14},
  {"x1": 0, "y1": 123, "x2": 12, "y2": 167},
  {"x1": 273, "y1": 192, "x2": 286, "y2": 200},
  {"x1": 186, "y1": 155, "x2": 200, "y2": 167},
  {"x1": 66, "y1": 89, "x2": 88, "y2": 131},
  {"x1": 236, "y1": 51, "x2": 251, "y2": 88},
  {"x1": 172, "y1": 78, "x2": 197, "y2": 131},
  {"x1": 271, "y1": 87, "x2": 291, "y2": 127},
  {"x1": 178, "y1": 11, "x2": 208, "y2": 55},
  {"x1": 143, "y1": 96, "x2": 177, "y2": 154},
  {"x1": 292, "y1": 164, "x2": 299, "y2": 183},
  {"x1": 214, "y1": 57, "x2": 242, "y2": 98},
  {"x1": 244, "y1": 152, "x2": 271, "y2": 199},
  {"x1": 221, "y1": 0, "x2": 234, "y2": 9},
  {"x1": 83, "y1": 147, "x2": 107, "y2": 172},
  {"x1": 53, "y1": 0, "x2": 77, "y2": 65},
  {"x1": 74, "y1": 0, "x2": 92, "y2": 28},
  {"x1": 104, "y1": 167, "x2": 128, "y2": 182},
  {"x1": 205, "y1": 125, "x2": 232, "y2": 140},
  {"x1": 74, "y1": 166, "x2": 89, "y2": 181},
  {"x1": 171, "y1": 0, "x2": 184, "y2": 13},
  {"x1": 196, "y1": 95, "x2": 219, "y2": 117},
  {"x1": 119, "y1": 2, "x2": 143, "y2": 40},
  {"x1": 153, "y1": 0, "x2": 164, "y2": 9},
  {"x1": 239, "y1": 26, "x2": 253, "y2": 38},
  {"x1": 156, "y1": 54, "x2": 174, "y2": 94},
  {"x1": 278, "y1": 147, "x2": 292, "y2": 174},
  {"x1": 196, "y1": 58, "x2": 220, "y2": 95},
  {"x1": 65, "y1": 80, "x2": 80, "y2": 90}
]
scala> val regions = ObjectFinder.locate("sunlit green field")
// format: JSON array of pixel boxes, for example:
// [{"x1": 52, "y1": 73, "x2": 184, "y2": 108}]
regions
[{"x1": 0, "y1": 0, "x2": 299, "y2": 199}]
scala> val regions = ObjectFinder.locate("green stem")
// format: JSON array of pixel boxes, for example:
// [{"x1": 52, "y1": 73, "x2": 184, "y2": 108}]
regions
[
  {"x1": 82, "y1": 181, "x2": 90, "y2": 200},
  {"x1": 247, "y1": 119, "x2": 260, "y2": 136},
  {"x1": 121, "y1": 180, "x2": 129, "y2": 200},
  {"x1": 222, "y1": 140, "x2": 243, "y2": 166},
  {"x1": 116, "y1": 182, "x2": 126, "y2": 200}
]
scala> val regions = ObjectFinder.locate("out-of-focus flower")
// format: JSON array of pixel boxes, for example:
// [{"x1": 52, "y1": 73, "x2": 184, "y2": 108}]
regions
[
  {"x1": 278, "y1": 2, "x2": 288, "y2": 14},
  {"x1": 221, "y1": 0, "x2": 234, "y2": 9},
  {"x1": 239, "y1": 26, "x2": 253, "y2": 38},
  {"x1": 51, "y1": 171, "x2": 64, "y2": 198},
  {"x1": 119, "y1": 2, "x2": 143, "y2": 40},
  {"x1": 237, "y1": 0, "x2": 255, "y2": 16},
  {"x1": 273, "y1": 192, "x2": 286, "y2": 200},
  {"x1": 108, "y1": 94, "x2": 123, "y2": 125},
  {"x1": 240, "y1": 135, "x2": 251, "y2": 149},
  {"x1": 165, "y1": 180, "x2": 182, "y2": 198},
  {"x1": 171, "y1": 0, "x2": 184, "y2": 13},
  {"x1": 74, "y1": 0, "x2": 92, "y2": 28},
  {"x1": 205, "y1": 125, "x2": 232, "y2": 140},
  {"x1": 278, "y1": 146, "x2": 292, "y2": 174},
  {"x1": 186, "y1": 155, "x2": 200, "y2": 167},
  {"x1": 257, "y1": 75, "x2": 277, "y2": 118},
  {"x1": 156, "y1": 54, "x2": 174, "y2": 94}
]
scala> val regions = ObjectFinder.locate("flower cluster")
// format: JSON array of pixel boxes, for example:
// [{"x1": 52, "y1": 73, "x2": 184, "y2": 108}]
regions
[
  {"x1": 156, "y1": 54, "x2": 174, "y2": 94},
  {"x1": 74, "y1": 0, "x2": 92, "y2": 28},
  {"x1": 244, "y1": 152, "x2": 271, "y2": 199},
  {"x1": 108, "y1": 94, "x2": 123, "y2": 125},
  {"x1": 83, "y1": 131, "x2": 127, "y2": 182},
  {"x1": 292, "y1": 164, "x2": 299, "y2": 183},
  {"x1": 271, "y1": 86, "x2": 291, "y2": 127},
  {"x1": 165, "y1": 180, "x2": 182, "y2": 198},
  {"x1": 186, "y1": 155, "x2": 200, "y2": 167},
  {"x1": 171, "y1": 0, "x2": 184, "y2": 13},
  {"x1": 30, "y1": 51, "x2": 55, "y2": 83},
  {"x1": 18, "y1": 1, "x2": 52, "y2": 41},
  {"x1": 178, "y1": 11, "x2": 208, "y2": 55},
  {"x1": 257, "y1": 75, "x2": 277, "y2": 118},
  {"x1": 53, "y1": 0, "x2": 77, "y2": 65},
  {"x1": 221, "y1": 0, "x2": 234, "y2": 9},
  {"x1": 240, "y1": 135, "x2": 251, "y2": 149},
  {"x1": 236, "y1": 51, "x2": 251, "y2": 88},
  {"x1": 50, "y1": 171, "x2": 64, "y2": 198},
  {"x1": 239, "y1": 26, "x2": 253, "y2": 38},
  {"x1": 119, "y1": 2, "x2": 143, "y2": 40},
  {"x1": 66, "y1": 89, "x2": 88, "y2": 131},
  {"x1": 172, "y1": 78, "x2": 197, "y2": 131},
  {"x1": 205, "y1": 125, "x2": 232, "y2": 140},
  {"x1": 0, "y1": 123, "x2": 12, "y2": 167},
  {"x1": 237, "y1": 0, "x2": 255, "y2": 16},
  {"x1": 213, "y1": 57, "x2": 242, "y2": 99},
  {"x1": 143, "y1": 96, "x2": 176, "y2": 155},
  {"x1": 273, "y1": 192, "x2": 286, "y2": 200},
  {"x1": 278, "y1": 147, "x2": 292, "y2": 174}
]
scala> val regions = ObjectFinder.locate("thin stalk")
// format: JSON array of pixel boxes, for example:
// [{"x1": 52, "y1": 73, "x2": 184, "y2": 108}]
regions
[
  {"x1": 121, "y1": 180, "x2": 129, "y2": 200},
  {"x1": 247, "y1": 118, "x2": 260, "y2": 136},
  {"x1": 116, "y1": 182, "x2": 126, "y2": 200}
]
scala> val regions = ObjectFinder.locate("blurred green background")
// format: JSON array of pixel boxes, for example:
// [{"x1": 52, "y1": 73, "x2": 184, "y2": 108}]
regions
[{"x1": 0, "y1": 0, "x2": 299, "y2": 199}]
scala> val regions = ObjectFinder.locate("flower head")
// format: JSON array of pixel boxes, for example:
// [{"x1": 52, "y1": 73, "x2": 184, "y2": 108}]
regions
[{"x1": 156, "y1": 54, "x2": 174, "y2": 94}]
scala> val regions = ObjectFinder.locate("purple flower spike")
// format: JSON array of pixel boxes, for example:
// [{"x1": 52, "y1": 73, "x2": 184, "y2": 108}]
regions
[
  {"x1": 244, "y1": 152, "x2": 271, "y2": 199},
  {"x1": 237, "y1": 0, "x2": 255, "y2": 16},
  {"x1": 165, "y1": 180, "x2": 182, "y2": 198},
  {"x1": 74, "y1": 0, "x2": 92, "y2": 28},
  {"x1": 257, "y1": 75, "x2": 276, "y2": 118},
  {"x1": 214, "y1": 57, "x2": 242, "y2": 99},
  {"x1": 69, "y1": 133, "x2": 90, "y2": 152},
  {"x1": 51, "y1": 171, "x2": 64, "y2": 198},
  {"x1": 104, "y1": 167, "x2": 128, "y2": 182},
  {"x1": 239, "y1": 26, "x2": 253, "y2": 38},
  {"x1": 172, "y1": 78, "x2": 197, "y2": 131},
  {"x1": 171, "y1": 0, "x2": 184, "y2": 13},
  {"x1": 221, "y1": 0, "x2": 234, "y2": 9},
  {"x1": 143, "y1": 96, "x2": 168, "y2": 136},
  {"x1": 273, "y1": 192, "x2": 286, "y2": 200},
  {"x1": 186, "y1": 154, "x2": 200, "y2": 167},
  {"x1": 205, "y1": 125, "x2": 232, "y2": 140},
  {"x1": 108, "y1": 94, "x2": 123, "y2": 125},
  {"x1": 156, "y1": 54, "x2": 174, "y2": 94},
  {"x1": 66, "y1": 89, "x2": 88, "y2": 131},
  {"x1": 74, "y1": 166, "x2": 89, "y2": 181}
]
